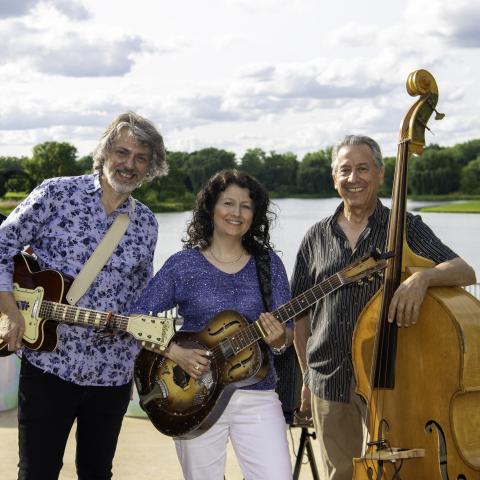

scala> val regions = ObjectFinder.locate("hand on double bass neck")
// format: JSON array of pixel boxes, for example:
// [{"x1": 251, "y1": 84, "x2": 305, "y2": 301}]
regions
[
  {"x1": 387, "y1": 270, "x2": 430, "y2": 327},
  {"x1": 387, "y1": 256, "x2": 476, "y2": 327}
]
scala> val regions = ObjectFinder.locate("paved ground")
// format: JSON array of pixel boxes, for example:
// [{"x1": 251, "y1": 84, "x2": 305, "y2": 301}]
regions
[{"x1": 0, "y1": 407, "x2": 320, "y2": 479}]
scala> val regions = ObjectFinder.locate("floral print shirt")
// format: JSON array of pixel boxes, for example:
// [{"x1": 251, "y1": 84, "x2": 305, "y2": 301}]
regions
[{"x1": 0, "y1": 173, "x2": 158, "y2": 386}]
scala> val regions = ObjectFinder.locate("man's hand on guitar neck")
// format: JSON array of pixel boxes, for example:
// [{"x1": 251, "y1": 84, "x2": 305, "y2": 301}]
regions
[{"x1": 0, "y1": 291, "x2": 25, "y2": 351}]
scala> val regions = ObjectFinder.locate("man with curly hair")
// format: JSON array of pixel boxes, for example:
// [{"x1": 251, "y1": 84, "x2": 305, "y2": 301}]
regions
[{"x1": 0, "y1": 112, "x2": 167, "y2": 480}]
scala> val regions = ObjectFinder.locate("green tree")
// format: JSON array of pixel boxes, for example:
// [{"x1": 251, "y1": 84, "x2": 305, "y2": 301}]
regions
[
  {"x1": 239, "y1": 148, "x2": 267, "y2": 181},
  {"x1": 77, "y1": 155, "x2": 94, "y2": 174},
  {"x1": 379, "y1": 156, "x2": 396, "y2": 197},
  {"x1": 297, "y1": 149, "x2": 334, "y2": 195},
  {"x1": 449, "y1": 139, "x2": 480, "y2": 167},
  {"x1": 261, "y1": 151, "x2": 298, "y2": 194},
  {"x1": 0, "y1": 156, "x2": 32, "y2": 193},
  {"x1": 185, "y1": 148, "x2": 236, "y2": 192},
  {"x1": 460, "y1": 157, "x2": 480, "y2": 194},
  {"x1": 135, "y1": 150, "x2": 194, "y2": 210},
  {"x1": 24, "y1": 142, "x2": 79, "y2": 185},
  {"x1": 409, "y1": 148, "x2": 460, "y2": 195}
]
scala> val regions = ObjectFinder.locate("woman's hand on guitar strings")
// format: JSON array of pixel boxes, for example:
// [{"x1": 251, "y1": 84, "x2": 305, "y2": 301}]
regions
[
  {"x1": 259, "y1": 312, "x2": 289, "y2": 349},
  {"x1": 164, "y1": 342, "x2": 213, "y2": 380}
]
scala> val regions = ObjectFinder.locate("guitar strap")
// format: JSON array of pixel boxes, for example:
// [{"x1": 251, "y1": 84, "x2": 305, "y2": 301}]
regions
[
  {"x1": 66, "y1": 197, "x2": 137, "y2": 306},
  {"x1": 254, "y1": 249, "x2": 272, "y2": 312}
]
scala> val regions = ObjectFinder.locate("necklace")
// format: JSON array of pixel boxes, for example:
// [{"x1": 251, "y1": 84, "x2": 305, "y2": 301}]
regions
[{"x1": 208, "y1": 248, "x2": 244, "y2": 264}]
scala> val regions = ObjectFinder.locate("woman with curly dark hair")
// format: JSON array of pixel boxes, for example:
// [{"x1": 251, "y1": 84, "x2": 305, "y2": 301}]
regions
[{"x1": 134, "y1": 169, "x2": 293, "y2": 479}]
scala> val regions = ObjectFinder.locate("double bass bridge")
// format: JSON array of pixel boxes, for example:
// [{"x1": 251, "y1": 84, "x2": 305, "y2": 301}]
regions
[{"x1": 362, "y1": 447, "x2": 425, "y2": 462}]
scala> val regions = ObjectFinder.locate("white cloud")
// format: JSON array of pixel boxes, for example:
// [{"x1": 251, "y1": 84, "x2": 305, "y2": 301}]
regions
[
  {"x1": 0, "y1": 0, "x2": 479, "y2": 161},
  {"x1": 0, "y1": 0, "x2": 89, "y2": 19},
  {"x1": 406, "y1": 0, "x2": 480, "y2": 48},
  {"x1": 0, "y1": 19, "x2": 154, "y2": 77},
  {"x1": 0, "y1": 0, "x2": 38, "y2": 18}
]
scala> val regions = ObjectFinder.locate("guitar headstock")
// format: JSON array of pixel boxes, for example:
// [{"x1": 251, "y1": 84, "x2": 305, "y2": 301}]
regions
[
  {"x1": 338, "y1": 252, "x2": 392, "y2": 286},
  {"x1": 127, "y1": 312, "x2": 178, "y2": 352}
]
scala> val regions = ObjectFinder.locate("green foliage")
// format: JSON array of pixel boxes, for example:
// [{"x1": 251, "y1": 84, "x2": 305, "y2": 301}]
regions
[
  {"x1": 379, "y1": 156, "x2": 396, "y2": 197},
  {"x1": 420, "y1": 200, "x2": 480, "y2": 213},
  {"x1": 77, "y1": 155, "x2": 94, "y2": 174},
  {"x1": 240, "y1": 148, "x2": 267, "y2": 180},
  {"x1": 24, "y1": 142, "x2": 79, "y2": 185},
  {"x1": 0, "y1": 156, "x2": 32, "y2": 195},
  {"x1": 260, "y1": 151, "x2": 298, "y2": 194},
  {"x1": 409, "y1": 148, "x2": 460, "y2": 195},
  {"x1": 297, "y1": 149, "x2": 334, "y2": 195},
  {"x1": 0, "y1": 174, "x2": 5, "y2": 198},
  {"x1": 3, "y1": 137, "x2": 480, "y2": 211},
  {"x1": 460, "y1": 157, "x2": 480, "y2": 194},
  {"x1": 185, "y1": 148, "x2": 236, "y2": 192}
]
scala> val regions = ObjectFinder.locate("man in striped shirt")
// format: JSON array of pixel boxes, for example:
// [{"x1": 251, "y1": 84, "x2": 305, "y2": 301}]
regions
[{"x1": 291, "y1": 135, "x2": 476, "y2": 480}]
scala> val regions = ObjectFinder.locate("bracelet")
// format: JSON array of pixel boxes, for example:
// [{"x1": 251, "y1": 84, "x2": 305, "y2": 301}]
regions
[
  {"x1": 272, "y1": 343, "x2": 288, "y2": 355},
  {"x1": 272, "y1": 329, "x2": 288, "y2": 355}
]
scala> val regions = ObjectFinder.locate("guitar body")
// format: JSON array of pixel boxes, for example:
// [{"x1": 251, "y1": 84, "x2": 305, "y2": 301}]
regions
[
  {"x1": 134, "y1": 309, "x2": 268, "y2": 439},
  {"x1": 0, "y1": 253, "x2": 72, "y2": 356}
]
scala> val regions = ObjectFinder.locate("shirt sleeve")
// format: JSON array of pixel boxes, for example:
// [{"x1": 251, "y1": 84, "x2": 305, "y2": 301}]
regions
[
  {"x1": 290, "y1": 226, "x2": 316, "y2": 298},
  {"x1": 406, "y1": 213, "x2": 458, "y2": 264},
  {"x1": 130, "y1": 214, "x2": 158, "y2": 304},
  {"x1": 0, "y1": 180, "x2": 54, "y2": 291},
  {"x1": 130, "y1": 254, "x2": 178, "y2": 315},
  {"x1": 270, "y1": 251, "x2": 293, "y2": 328}
]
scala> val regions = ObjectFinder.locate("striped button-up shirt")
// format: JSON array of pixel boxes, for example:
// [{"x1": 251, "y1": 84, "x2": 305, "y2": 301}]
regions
[{"x1": 290, "y1": 200, "x2": 457, "y2": 402}]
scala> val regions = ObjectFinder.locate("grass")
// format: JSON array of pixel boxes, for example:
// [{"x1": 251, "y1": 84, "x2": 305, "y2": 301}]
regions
[
  {"x1": 419, "y1": 200, "x2": 480, "y2": 213},
  {"x1": 3, "y1": 192, "x2": 27, "y2": 200}
]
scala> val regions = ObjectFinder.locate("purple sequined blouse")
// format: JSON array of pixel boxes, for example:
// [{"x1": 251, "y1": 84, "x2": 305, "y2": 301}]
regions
[{"x1": 132, "y1": 248, "x2": 292, "y2": 390}]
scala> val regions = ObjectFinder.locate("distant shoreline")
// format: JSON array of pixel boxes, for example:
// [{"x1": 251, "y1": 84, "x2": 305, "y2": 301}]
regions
[{"x1": 1, "y1": 196, "x2": 480, "y2": 216}]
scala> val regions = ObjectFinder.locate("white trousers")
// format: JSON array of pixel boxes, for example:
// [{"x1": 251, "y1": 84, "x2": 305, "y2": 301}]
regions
[{"x1": 174, "y1": 389, "x2": 292, "y2": 480}]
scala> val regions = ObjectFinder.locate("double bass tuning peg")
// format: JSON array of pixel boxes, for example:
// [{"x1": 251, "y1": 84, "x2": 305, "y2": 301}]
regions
[{"x1": 427, "y1": 99, "x2": 445, "y2": 121}]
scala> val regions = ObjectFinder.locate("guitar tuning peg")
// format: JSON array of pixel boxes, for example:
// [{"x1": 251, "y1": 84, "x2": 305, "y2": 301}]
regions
[
  {"x1": 368, "y1": 276, "x2": 374, "y2": 282},
  {"x1": 357, "y1": 280, "x2": 364, "y2": 286},
  {"x1": 149, "y1": 311, "x2": 153, "y2": 316}
]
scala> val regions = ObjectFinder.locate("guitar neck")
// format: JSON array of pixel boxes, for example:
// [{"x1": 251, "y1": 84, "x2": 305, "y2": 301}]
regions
[
  {"x1": 229, "y1": 273, "x2": 343, "y2": 353},
  {"x1": 39, "y1": 301, "x2": 129, "y2": 331}
]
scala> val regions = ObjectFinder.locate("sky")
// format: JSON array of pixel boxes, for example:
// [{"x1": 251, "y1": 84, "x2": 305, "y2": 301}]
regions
[{"x1": 0, "y1": 0, "x2": 479, "y2": 160}]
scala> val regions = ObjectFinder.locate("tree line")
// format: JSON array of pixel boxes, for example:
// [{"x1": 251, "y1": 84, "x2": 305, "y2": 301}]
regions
[{"x1": 1, "y1": 139, "x2": 480, "y2": 211}]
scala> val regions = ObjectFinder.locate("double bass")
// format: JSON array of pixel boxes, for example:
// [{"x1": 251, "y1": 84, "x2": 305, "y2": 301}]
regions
[{"x1": 352, "y1": 70, "x2": 480, "y2": 479}]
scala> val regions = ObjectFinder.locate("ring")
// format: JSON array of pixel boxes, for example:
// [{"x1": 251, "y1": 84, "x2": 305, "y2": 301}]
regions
[{"x1": 195, "y1": 363, "x2": 200, "y2": 371}]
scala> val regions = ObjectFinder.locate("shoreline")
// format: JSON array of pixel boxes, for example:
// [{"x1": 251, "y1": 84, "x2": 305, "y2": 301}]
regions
[{"x1": 1, "y1": 197, "x2": 480, "y2": 216}]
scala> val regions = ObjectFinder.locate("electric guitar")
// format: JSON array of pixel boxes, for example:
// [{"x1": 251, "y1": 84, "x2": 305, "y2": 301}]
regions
[
  {"x1": 0, "y1": 252, "x2": 176, "y2": 356},
  {"x1": 134, "y1": 251, "x2": 391, "y2": 439}
]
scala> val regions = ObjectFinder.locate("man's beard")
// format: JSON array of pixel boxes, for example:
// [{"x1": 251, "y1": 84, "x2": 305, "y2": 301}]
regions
[{"x1": 103, "y1": 165, "x2": 143, "y2": 194}]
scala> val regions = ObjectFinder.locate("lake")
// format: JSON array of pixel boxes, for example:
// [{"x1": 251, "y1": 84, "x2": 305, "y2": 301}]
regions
[{"x1": 154, "y1": 198, "x2": 480, "y2": 279}]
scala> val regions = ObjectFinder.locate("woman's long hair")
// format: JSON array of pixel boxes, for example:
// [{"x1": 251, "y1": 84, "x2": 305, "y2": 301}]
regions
[{"x1": 183, "y1": 169, "x2": 275, "y2": 255}]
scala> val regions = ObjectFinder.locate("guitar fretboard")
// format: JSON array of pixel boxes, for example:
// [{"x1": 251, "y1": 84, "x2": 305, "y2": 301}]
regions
[
  {"x1": 39, "y1": 301, "x2": 129, "y2": 330},
  {"x1": 227, "y1": 273, "x2": 343, "y2": 355}
]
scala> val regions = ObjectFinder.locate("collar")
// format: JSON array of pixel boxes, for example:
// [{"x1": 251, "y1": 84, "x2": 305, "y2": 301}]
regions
[
  {"x1": 330, "y1": 198, "x2": 388, "y2": 226},
  {"x1": 86, "y1": 172, "x2": 136, "y2": 217}
]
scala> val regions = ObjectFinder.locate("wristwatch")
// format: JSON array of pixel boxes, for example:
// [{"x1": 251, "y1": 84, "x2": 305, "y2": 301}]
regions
[
  {"x1": 272, "y1": 330, "x2": 288, "y2": 355},
  {"x1": 272, "y1": 342, "x2": 288, "y2": 355}
]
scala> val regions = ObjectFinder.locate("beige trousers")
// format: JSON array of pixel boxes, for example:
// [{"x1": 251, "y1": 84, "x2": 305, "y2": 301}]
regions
[{"x1": 311, "y1": 383, "x2": 368, "y2": 480}]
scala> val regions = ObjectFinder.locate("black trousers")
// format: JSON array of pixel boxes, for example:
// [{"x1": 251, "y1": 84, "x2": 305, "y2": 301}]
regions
[{"x1": 17, "y1": 357, "x2": 131, "y2": 480}]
